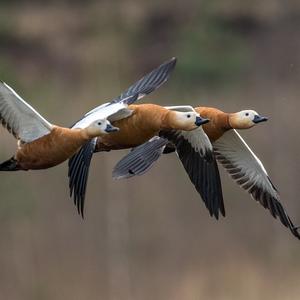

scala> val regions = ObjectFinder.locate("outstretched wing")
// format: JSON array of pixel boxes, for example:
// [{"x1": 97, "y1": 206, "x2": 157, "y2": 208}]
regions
[
  {"x1": 110, "y1": 57, "x2": 177, "y2": 105},
  {"x1": 68, "y1": 58, "x2": 177, "y2": 216},
  {"x1": 213, "y1": 129, "x2": 300, "y2": 239},
  {"x1": 72, "y1": 98, "x2": 136, "y2": 129},
  {"x1": 160, "y1": 128, "x2": 225, "y2": 219},
  {"x1": 113, "y1": 126, "x2": 225, "y2": 219},
  {"x1": 112, "y1": 136, "x2": 169, "y2": 179},
  {"x1": 79, "y1": 57, "x2": 177, "y2": 122},
  {"x1": 0, "y1": 82, "x2": 52, "y2": 143},
  {"x1": 68, "y1": 138, "x2": 97, "y2": 217}
]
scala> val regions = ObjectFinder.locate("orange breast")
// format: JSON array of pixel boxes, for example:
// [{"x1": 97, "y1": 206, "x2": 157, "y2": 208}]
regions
[{"x1": 16, "y1": 127, "x2": 88, "y2": 170}]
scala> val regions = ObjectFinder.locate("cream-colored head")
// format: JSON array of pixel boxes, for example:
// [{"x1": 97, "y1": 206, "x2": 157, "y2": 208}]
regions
[
  {"x1": 85, "y1": 119, "x2": 119, "y2": 138},
  {"x1": 164, "y1": 111, "x2": 209, "y2": 131},
  {"x1": 229, "y1": 110, "x2": 268, "y2": 129}
]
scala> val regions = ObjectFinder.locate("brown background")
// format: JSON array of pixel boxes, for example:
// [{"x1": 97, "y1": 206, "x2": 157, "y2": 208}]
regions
[{"x1": 0, "y1": 1, "x2": 300, "y2": 299}]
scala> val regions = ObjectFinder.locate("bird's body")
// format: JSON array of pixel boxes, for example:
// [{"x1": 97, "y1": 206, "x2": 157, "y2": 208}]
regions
[
  {"x1": 95, "y1": 104, "x2": 202, "y2": 151},
  {"x1": 0, "y1": 81, "x2": 119, "y2": 171},
  {"x1": 113, "y1": 106, "x2": 300, "y2": 240},
  {"x1": 14, "y1": 127, "x2": 93, "y2": 170}
]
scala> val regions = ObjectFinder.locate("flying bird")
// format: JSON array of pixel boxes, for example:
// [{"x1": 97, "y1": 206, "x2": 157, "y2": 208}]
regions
[
  {"x1": 0, "y1": 81, "x2": 119, "y2": 171},
  {"x1": 113, "y1": 106, "x2": 300, "y2": 240}
]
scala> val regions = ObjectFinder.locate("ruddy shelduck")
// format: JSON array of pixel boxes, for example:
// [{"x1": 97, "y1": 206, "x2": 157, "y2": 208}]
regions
[
  {"x1": 114, "y1": 106, "x2": 300, "y2": 240},
  {"x1": 0, "y1": 82, "x2": 119, "y2": 171}
]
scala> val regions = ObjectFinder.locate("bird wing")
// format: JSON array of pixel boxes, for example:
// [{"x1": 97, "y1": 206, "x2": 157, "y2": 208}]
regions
[
  {"x1": 72, "y1": 100, "x2": 135, "y2": 129},
  {"x1": 72, "y1": 57, "x2": 177, "y2": 128},
  {"x1": 112, "y1": 136, "x2": 169, "y2": 179},
  {"x1": 109, "y1": 57, "x2": 177, "y2": 105},
  {"x1": 213, "y1": 129, "x2": 300, "y2": 239},
  {"x1": 160, "y1": 127, "x2": 225, "y2": 219},
  {"x1": 74, "y1": 57, "x2": 177, "y2": 127},
  {"x1": 0, "y1": 82, "x2": 52, "y2": 143},
  {"x1": 68, "y1": 138, "x2": 97, "y2": 217},
  {"x1": 164, "y1": 105, "x2": 195, "y2": 112}
]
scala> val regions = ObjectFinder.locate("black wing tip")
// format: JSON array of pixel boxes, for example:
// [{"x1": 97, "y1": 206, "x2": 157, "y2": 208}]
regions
[
  {"x1": 255, "y1": 190, "x2": 300, "y2": 240},
  {"x1": 221, "y1": 206, "x2": 226, "y2": 217},
  {"x1": 290, "y1": 225, "x2": 300, "y2": 240},
  {"x1": 203, "y1": 153, "x2": 225, "y2": 220},
  {"x1": 283, "y1": 215, "x2": 300, "y2": 240},
  {"x1": 162, "y1": 57, "x2": 177, "y2": 73},
  {"x1": 79, "y1": 206, "x2": 85, "y2": 219},
  {"x1": 169, "y1": 56, "x2": 177, "y2": 63},
  {"x1": 209, "y1": 202, "x2": 226, "y2": 220},
  {"x1": 167, "y1": 57, "x2": 177, "y2": 66},
  {"x1": 210, "y1": 206, "x2": 225, "y2": 220},
  {"x1": 72, "y1": 191, "x2": 85, "y2": 218}
]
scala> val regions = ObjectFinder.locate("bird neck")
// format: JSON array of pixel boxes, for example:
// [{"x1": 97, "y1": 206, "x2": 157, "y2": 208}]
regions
[
  {"x1": 160, "y1": 110, "x2": 177, "y2": 129},
  {"x1": 78, "y1": 127, "x2": 105, "y2": 139}
]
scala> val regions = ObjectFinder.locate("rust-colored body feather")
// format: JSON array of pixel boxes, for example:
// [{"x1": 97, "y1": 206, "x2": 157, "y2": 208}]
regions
[{"x1": 16, "y1": 127, "x2": 89, "y2": 170}]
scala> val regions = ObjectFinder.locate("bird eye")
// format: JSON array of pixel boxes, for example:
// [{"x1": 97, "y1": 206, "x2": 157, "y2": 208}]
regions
[
  {"x1": 245, "y1": 113, "x2": 249, "y2": 116},
  {"x1": 98, "y1": 122, "x2": 102, "y2": 125},
  {"x1": 187, "y1": 114, "x2": 191, "y2": 118}
]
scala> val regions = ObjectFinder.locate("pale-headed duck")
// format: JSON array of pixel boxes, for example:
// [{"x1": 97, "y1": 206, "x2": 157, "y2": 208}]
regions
[
  {"x1": 0, "y1": 82, "x2": 120, "y2": 171},
  {"x1": 113, "y1": 106, "x2": 300, "y2": 240}
]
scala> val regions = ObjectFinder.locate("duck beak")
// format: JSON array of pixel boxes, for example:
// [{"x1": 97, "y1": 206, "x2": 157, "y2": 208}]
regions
[
  {"x1": 105, "y1": 124, "x2": 119, "y2": 133},
  {"x1": 253, "y1": 115, "x2": 268, "y2": 124},
  {"x1": 195, "y1": 116, "x2": 209, "y2": 126}
]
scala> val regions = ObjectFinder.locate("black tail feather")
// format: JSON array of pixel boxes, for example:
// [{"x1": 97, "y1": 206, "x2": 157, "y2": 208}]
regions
[{"x1": 0, "y1": 157, "x2": 20, "y2": 171}]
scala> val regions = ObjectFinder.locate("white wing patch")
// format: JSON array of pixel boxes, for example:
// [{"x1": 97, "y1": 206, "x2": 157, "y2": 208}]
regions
[
  {"x1": 107, "y1": 108, "x2": 133, "y2": 122},
  {"x1": 0, "y1": 82, "x2": 52, "y2": 143},
  {"x1": 213, "y1": 129, "x2": 300, "y2": 238},
  {"x1": 213, "y1": 129, "x2": 278, "y2": 199},
  {"x1": 159, "y1": 126, "x2": 224, "y2": 219},
  {"x1": 164, "y1": 105, "x2": 195, "y2": 112},
  {"x1": 164, "y1": 105, "x2": 212, "y2": 154},
  {"x1": 179, "y1": 126, "x2": 212, "y2": 154},
  {"x1": 72, "y1": 102, "x2": 131, "y2": 129}
]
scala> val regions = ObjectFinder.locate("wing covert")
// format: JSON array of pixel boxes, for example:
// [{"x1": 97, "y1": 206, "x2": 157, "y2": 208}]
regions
[{"x1": 0, "y1": 82, "x2": 52, "y2": 142}]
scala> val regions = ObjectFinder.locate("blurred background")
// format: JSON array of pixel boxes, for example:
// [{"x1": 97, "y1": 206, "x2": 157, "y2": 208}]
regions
[{"x1": 0, "y1": 0, "x2": 300, "y2": 299}]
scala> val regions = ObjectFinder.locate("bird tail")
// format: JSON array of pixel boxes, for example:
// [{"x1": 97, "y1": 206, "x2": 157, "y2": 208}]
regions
[{"x1": 0, "y1": 157, "x2": 20, "y2": 171}]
